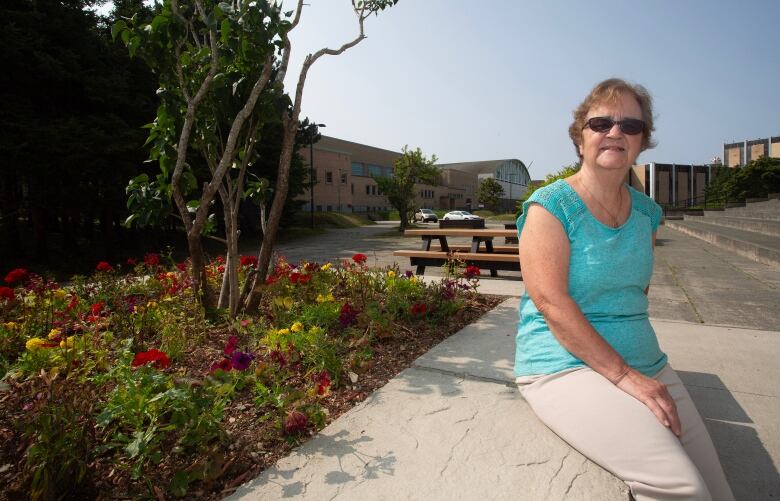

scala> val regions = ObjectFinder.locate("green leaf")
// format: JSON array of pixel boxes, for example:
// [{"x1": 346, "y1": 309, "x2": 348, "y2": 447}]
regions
[
  {"x1": 220, "y1": 19, "x2": 231, "y2": 44},
  {"x1": 121, "y1": 29, "x2": 131, "y2": 45},
  {"x1": 111, "y1": 20, "x2": 127, "y2": 41},
  {"x1": 150, "y1": 15, "x2": 169, "y2": 34},
  {"x1": 128, "y1": 36, "x2": 141, "y2": 58}
]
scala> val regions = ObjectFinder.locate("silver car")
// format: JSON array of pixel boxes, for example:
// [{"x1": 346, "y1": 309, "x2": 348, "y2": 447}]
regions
[{"x1": 442, "y1": 210, "x2": 481, "y2": 221}]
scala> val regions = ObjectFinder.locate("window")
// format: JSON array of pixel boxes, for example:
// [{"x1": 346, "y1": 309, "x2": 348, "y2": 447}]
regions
[
  {"x1": 366, "y1": 185, "x2": 370, "y2": 195},
  {"x1": 351, "y1": 162, "x2": 364, "y2": 176},
  {"x1": 341, "y1": 172, "x2": 348, "y2": 184},
  {"x1": 367, "y1": 164, "x2": 383, "y2": 178},
  {"x1": 325, "y1": 171, "x2": 333, "y2": 183},
  {"x1": 371, "y1": 185, "x2": 377, "y2": 195},
  {"x1": 351, "y1": 184, "x2": 354, "y2": 195}
]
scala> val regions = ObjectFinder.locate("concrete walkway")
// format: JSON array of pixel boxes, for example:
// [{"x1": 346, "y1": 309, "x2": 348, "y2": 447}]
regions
[{"x1": 230, "y1": 222, "x2": 780, "y2": 500}]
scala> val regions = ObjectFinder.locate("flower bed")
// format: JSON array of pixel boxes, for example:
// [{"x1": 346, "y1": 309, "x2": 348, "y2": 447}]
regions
[{"x1": 0, "y1": 254, "x2": 500, "y2": 499}]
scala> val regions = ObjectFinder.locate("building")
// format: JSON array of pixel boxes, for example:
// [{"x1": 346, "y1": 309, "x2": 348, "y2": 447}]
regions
[
  {"x1": 436, "y1": 160, "x2": 530, "y2": 212},
  {"x1": 298, "y1": 136, "x2": 530, "y2": 213},
  {"x1": 629, "y1": 163, "x2": 713, "y2": 207},
  {"x1": 723, "y1": 136, "x2": 780, "y2": 167}
]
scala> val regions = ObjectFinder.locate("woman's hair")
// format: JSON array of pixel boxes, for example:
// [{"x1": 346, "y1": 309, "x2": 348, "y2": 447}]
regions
[{"x1": 568, "y1": 78, "x2": 657, "y2": 159}]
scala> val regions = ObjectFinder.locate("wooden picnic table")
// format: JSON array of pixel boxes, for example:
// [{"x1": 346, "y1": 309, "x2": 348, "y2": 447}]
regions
[{"x1": 397, "y1": 228, "x2": 520, "y2": 277}]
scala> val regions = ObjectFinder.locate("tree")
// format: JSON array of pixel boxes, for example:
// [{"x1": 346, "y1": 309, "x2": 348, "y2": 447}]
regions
[
  {"x1": 115, "y1": 0, "x2": 398, "y2": 313},
  {"x1": 477, "y1": 178, "x2": 504, "y2": 212},
  {"x1": 374, "y1": 146, "x2": 440, "y2": 231},
  {"x1": 705, "y1": 157, "x2": 780, "y2": 205}
]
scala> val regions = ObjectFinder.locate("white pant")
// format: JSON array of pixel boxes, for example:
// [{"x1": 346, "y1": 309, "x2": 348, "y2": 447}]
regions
[{"x1": 517, "y1": 364, "x2": 734, "y2": 501}]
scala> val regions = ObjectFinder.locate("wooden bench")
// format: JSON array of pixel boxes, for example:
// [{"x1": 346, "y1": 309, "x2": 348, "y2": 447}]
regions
[
  {"x1": 431, "y1": 244, "x2": 517, "y2": 254},
  {"x1": 393, "y1": 250, "x2": 521, "y2": 276}
]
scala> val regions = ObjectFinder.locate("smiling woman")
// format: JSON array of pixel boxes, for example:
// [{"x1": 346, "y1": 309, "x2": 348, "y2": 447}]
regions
[{"x1": 514, "y1": 78, "x2": 735, "y2": 500}]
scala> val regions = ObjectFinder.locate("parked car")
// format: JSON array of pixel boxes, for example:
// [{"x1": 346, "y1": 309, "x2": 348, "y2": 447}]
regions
[
  {"x1": 442, "y1": 210, "x2": 481, "y2": 221},
  {"x1": 414, "y1": 208, "x2": 438, "y2": 223}
]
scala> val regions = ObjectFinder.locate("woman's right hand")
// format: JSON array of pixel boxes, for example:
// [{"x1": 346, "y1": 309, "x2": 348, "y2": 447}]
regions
[{"x1": 617, "y1": 369, "x2": 681, "y2": 437}]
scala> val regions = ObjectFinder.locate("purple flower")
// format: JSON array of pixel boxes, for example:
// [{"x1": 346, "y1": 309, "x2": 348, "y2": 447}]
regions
[
  {"x1": 338, "y1": 303, "x2": 358, "y2": 328},
  {"x1": 404, "y1": 270, "x2": 414, "y2": 278},
  {"x1": 230, "y1": 351, "x2": 254, "y2": 371}
]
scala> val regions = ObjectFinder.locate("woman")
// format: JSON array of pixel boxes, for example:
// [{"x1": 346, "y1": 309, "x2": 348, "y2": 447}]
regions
[{"x1": 515, "y1": 78, "x2": 734, "y2": 501}]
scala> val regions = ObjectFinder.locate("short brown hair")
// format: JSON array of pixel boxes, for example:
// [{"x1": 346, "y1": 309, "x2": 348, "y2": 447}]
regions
[{"x1": 568, "y1": 78, "x2": 656, "y2": 159}]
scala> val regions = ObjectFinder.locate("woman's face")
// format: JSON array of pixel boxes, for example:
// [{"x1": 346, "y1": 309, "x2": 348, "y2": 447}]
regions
[{"x1": 579, "y1": 92, "x2": 644, "y2": 172}]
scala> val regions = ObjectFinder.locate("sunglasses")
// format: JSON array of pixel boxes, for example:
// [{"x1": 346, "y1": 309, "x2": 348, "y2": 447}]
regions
[{"x1": 583, "y1": 116, "x2": 645, "y2": 135}]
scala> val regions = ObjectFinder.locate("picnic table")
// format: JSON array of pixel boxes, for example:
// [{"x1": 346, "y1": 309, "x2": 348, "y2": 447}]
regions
[{"x1": 393, "y1": 228, "x2": 521, "y2": 277}]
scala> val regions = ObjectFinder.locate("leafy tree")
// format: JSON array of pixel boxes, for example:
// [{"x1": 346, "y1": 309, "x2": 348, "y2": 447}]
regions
[
  {"x1": 705, "y1": 157, "x2": 780, "y2": 205},
  {"x1": 518, "y1": 161, "x2": 581, "y2": 213},
  {"x1": 115, "y1": 0, "x2": 398, "y2": 312},
  {"x1": 477, "y1": 178, "x2": 504, "y2": 212},
  {"x1": 374, "y1": 146, "x2": 440, "y2": 231}
]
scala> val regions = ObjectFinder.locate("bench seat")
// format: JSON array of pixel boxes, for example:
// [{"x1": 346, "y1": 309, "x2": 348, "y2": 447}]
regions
[
  {"x1": 433, "y1": 244, "x2": 518, "y2": 254},
  {"x1": 393, "y1": 249, "x2": 521, "y2": 276}
]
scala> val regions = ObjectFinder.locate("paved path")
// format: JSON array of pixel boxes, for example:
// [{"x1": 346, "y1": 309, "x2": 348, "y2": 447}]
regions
[{"x1": 229, "y1": 222, "x2": 780, "y2": 500}]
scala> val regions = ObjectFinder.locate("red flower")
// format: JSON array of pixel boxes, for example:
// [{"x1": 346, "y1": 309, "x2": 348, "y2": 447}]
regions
[
  {"x1": 4, "y1": 268, "x2": 28, "y2": 285},
  {"x1": 313, "y1": 369, "x2": 331, "y2": 396},
  {"x1": 0, "y1": 286, "x2": 14, "y2": 301},
  {"x1": 131, "y1": 349, "x2": 171, "y2": 369},
  {"x1": 90, "y1": 301, "x2": 105, "y2": 316},
  {"x1": 352, "y1": 253, "x2": 367, "y2": 264},
  {"x1": 175, "y1": 261, "x2": 188, "y2": 272},
  {"x1": 224, "y1": 335, "x2": 238, "y2": 356},
  {"x1": 239, "y1": 255, "x2": 258, "y2": 268},
  {"x1": 284, "y1": 410, "x2": 309, "y2": 435},
  {"x1": 126, "y1": 258, "x2": 137, "y2": 266},
  {"x1": 96, "y1": 261, "x2": 113, "y2": 272},
  {"x1": 143, "y1": 253, "x2": 160, "y2": 267},
  {"x1": 464, "y1": 265, "x2": 481, "y2": 279},
  {"x1": 217, "y1": 265, "x2": 225, "y2": 274},
  {"x1": 215, "y1": 256, "x2": 225, "y2": 264},
  {"x1": 411, "y1": 303, "x2": 428, "y2": 315},
  {"x1": 67, "y1": 295, "x2": 79, "y2": 310},
  {"x1": 269, "y1": 350, "x2": 287, "y2": 367},
  {"x1": 210, "y1": 358, "x2": 233, "y2": 373}
]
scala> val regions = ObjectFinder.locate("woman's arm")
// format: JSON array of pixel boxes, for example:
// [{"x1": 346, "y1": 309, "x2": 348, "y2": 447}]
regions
[{"x1": 520, "y1": 206, "x2": 680, "y2": 436}]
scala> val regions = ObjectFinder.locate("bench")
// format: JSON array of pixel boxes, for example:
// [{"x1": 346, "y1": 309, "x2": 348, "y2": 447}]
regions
[
  {"x1": 431, "y1": 244, "x2": 518, "y2": 254},
  {"x1": 393, "y1": 250, "x2": 521, "y2": 276}
]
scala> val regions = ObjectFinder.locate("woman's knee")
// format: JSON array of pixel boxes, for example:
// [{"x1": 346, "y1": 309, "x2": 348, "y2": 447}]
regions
[{"x1": 629, "y1": 467, "x2": 712, "y2": 501}]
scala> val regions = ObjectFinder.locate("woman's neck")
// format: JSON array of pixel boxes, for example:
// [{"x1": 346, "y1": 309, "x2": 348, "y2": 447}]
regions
[{"x1": 575, "y1": 165, "x2": 625, "y2": 202}]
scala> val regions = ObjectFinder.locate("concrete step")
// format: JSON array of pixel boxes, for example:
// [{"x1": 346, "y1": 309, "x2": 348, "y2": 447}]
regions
[
  {"x1": 684, "y1": 215, "x2": 780, "y2": 236},
  {"x1": 665, "y1": 219, "x2": 780, "y2": 267},
  {"x1": 704, "y1": 209, "x2": 780, "y2": 221},
  {"x1": 722, "y1": 198, "x2": 780, "y2": 217}
]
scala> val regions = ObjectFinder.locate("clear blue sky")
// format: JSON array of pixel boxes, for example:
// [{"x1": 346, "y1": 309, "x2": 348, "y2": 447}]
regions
[{"x1": 284, "y1": 0, "x2": 780, "y2": 178}]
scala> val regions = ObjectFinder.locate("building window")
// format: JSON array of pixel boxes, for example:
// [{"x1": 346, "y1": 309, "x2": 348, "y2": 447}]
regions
[
  {"x1": 351, "y1": 184, "x2": 354, "y2": 195},
  {"x1": 366, "y1": 185, "x2": 370, "y2": 195},
  {"x1": 351, "y1": 162, "x2": 364, "y2": 176},
  {"x1": 325, "y1": 171, "x2": 333, "y2": 183},
  {"x1": 327, "y1": 205, "x2": 332, "y2": 212},
  {"x1": 341, "y1": 172, "x2": 348, "y2": 184},
  {"x1": 367, "y1": 164, "x2": 383, "y2": 178},
  {"x1": 371, "y1": 185, "x2": 377, "y2": 195}
]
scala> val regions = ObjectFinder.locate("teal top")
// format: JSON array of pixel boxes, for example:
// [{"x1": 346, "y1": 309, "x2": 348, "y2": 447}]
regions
[{"x1": 514, "y1": 179, "x2": 667, "y2": 377}]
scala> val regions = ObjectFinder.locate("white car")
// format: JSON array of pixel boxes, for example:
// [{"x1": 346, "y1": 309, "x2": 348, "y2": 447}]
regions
[{"x1": 442, "y1": 211, "x2": 481, "y2": 221}]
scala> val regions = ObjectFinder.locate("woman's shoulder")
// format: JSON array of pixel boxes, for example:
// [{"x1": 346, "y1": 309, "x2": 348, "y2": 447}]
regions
[
  {"x1": 519, "y1": 179, "x2": 586, "y2": 233},
  {"x1": 628, "y1": 185, "x2": 663, "y2": 229}
]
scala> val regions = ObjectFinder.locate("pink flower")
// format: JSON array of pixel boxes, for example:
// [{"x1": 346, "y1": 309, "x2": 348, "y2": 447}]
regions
[{"x1": 224, "y1": 335, "x2": 238, "y2": 356}]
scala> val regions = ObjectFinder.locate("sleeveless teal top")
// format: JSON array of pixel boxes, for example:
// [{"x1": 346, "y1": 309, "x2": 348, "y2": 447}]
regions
[{"x1": 515, "y1": 179, "x2": 667, "y2": 377}]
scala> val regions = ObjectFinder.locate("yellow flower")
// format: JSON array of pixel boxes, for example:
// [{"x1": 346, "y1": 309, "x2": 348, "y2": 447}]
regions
[
  {"x1": 290, "y1": 321, "x2": 304, "y2": 333},
  {"x1": 25, "y1": 338, "x2": 47, "y2": 351},
  {"x1": 60, "y1": 336, "x2": 76, "y2": 348},
  {"x1": 410, "y1": 276, "x2": 418, "y2": 283},
  {"x1": 316, "y1": 292, "x2": 335, "y2": 303},
  {"x1": 387, "y1": 270, "x2": 396, "y2": 278},
  {"x1": 277, "y1": 328, "x2": 290, "y2": 335},
  {"x1": 321, "y1": 263, "x2": 332, "y2": 271},
  {"x1": 48, "y1": 328, "x2": 61, "y2": 340},
  {"x1": 166, "y1": 272, "x2": 176, "y2": 279},
  {"x1": 3, "y1": 322, "x2": 17, "y2": 331},
  {"x1": 53, "y1": 289, "x2": 67, "y2": 300},
  {"x1": 146, "y1": 301, "x2": 158, "y2": 308},
  {"x1": 273, "y1": 296, "x2": 293, "y2": 309},
  {"x1": 309, "y1": 326, "x2": 323, "y2": 336}
]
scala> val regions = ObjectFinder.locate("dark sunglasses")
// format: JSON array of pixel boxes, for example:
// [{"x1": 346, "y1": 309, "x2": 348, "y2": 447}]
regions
[{"x1": 583, "y1": 116, "x2": 645, "y2": 135}]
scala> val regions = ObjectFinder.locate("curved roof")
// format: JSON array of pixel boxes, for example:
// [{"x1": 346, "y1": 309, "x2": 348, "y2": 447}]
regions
[{"x1": 436, "y1": 159, "x2": 528, "y2": 175}]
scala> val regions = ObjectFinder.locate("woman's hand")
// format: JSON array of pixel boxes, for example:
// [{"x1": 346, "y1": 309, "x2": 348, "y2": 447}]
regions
[{"x1": 617, "y1": 369, "x2": 681, "y2": 437}]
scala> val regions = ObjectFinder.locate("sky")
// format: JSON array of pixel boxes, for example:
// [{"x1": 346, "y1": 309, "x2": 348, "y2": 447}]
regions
[{"x1": 282, "y1": 0, "x2": 780, "y2": 178}]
